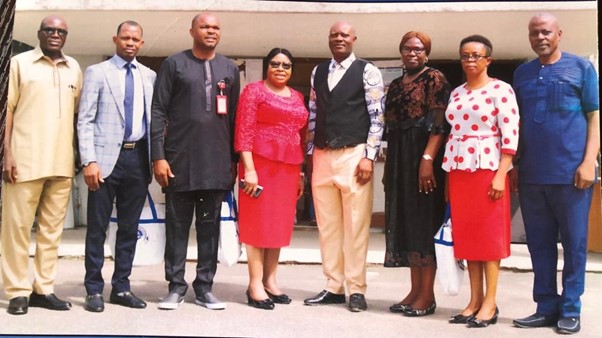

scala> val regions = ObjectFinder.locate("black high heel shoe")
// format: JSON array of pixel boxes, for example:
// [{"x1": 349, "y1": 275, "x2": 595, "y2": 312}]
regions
[
  {"x1": 246, "y1": 290, "x2": 275, "y2": 310},
  {"x1": 265, "y1": 289, "x2": 292, "y2": 304},
  {"x1": 449, "y1": 310, "x2": 478, "y2": 324},
  {"x1": 467, "y1": 307, "x2": 499, "y2": 328}
]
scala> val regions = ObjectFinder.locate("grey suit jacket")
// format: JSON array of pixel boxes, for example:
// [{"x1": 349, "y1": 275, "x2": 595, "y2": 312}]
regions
[{"x1": 78, "y1": 55, "x2": 156, "y2": 179}]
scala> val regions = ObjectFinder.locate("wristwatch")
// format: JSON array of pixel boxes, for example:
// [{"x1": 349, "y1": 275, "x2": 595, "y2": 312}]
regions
[{"x1": 422, "y1": 154, "x2": 433, "y2": 161}]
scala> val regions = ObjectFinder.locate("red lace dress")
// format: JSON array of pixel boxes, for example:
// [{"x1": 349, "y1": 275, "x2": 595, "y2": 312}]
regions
[{"x1": 234, "y1": 81, "x2": 309, "y2": 247}]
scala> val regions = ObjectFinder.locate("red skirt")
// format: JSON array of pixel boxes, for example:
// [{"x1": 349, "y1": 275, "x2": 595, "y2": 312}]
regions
[
  {"x1": 238, "y1": 154, "x2": 299, "y2": 248},
  {"x1": 448, "y1": 169, "x2": 511, "y2": 260}
]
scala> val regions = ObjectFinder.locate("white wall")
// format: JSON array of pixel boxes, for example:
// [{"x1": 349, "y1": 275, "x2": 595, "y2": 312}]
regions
[{"x1": 72, "y1": 54, "x2": 104, "y2": 71}]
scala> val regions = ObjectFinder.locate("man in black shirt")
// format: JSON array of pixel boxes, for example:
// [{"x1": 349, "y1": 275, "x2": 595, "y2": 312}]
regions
[{"x1": 151, "y1": 12, "x2": 240, "y2": 310}]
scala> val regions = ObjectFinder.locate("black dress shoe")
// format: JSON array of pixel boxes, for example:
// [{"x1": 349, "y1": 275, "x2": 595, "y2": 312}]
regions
[
  {"x1": 513, "y1": 312, "x2": 558, "y2": 328},
  {"x1": 403, "y1": 301, "x2": 436, "y2": 317},
  {"x1": 109, "y1": 291, "x2": 147, "y2": 309},
  {"x1": 7, "y1": 297, "x2": 28, "y2": 315},
  {"x1": 246, "y1": 290, "x2": 274, "y2": 310},
  {"x1": 265, "y1": 289, "x2": 292, "y2": 304},
  {"x1": 84, "y1": 294, "x2": 105, "y2": 312},
  {"x1": 449, "y1": 311, "x2": 477, "y2": 324},
  {"x1": 304, "y1": 290, "x2": 346, "y2": 306},
  {"x1": 348, "y1": 293, "x2": 367, "y2": 312},
  {"x1": 389, "y1": 302, "x2": 411, "y2": 313},
  {"x1": 467, "y1": 307, "x2": 499, "y2": 328},
  {"x1": 557, "y1": 317, "x2": 580, "y2": 334},
  {"x1": 29, "y1": 292, "x2": 71, "y2": 311}
]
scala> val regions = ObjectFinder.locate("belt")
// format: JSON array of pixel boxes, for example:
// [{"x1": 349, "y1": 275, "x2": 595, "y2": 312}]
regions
[
  {"x1": 320, "y1": 143, "x2": 361, "y2": 150},
  {"x1": 122, "y1": 139, "x2": 146, "y2": 150}
]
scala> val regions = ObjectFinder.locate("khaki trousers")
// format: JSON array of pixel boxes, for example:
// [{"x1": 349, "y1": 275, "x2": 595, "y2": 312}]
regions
[
  {"x1": 311, "y1": 145, "x2": 373, "y2": 295},
  {"x1": 1, "y1": 176, "x2": 72, "y2": 299}
]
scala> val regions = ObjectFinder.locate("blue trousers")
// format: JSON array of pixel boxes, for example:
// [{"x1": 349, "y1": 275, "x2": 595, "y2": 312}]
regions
[
  {"x1": 85, "y1": 145, "x2": 149, "y2": 295},
  {"x1": 518, "y1": 183, "x2": 592, "y2": 318}
]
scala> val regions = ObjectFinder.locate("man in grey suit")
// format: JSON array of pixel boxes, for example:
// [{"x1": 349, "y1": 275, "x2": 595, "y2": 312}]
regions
[{"x1": 77, "y1": 21, "x2": 156, "y2": 312}]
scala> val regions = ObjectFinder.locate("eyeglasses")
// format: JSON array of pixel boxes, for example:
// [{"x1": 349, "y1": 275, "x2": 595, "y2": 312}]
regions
[
  {"x1": 460, "y1": 54, "x2": 488, "y2": 62},
  {"x1": 39, "y1": 27, "x2": 68, "y2": 37},
  {"x1": 401, "y1": 47, "x2": 425, "y2": 55},
  {"x1": 269, "y1": 61, "x2": 292, "y2": 70}
]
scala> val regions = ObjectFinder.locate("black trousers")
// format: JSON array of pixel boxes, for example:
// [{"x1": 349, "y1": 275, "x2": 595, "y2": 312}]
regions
[
  {"x1": 164, "y1": 189, "x2": 226, "y2": 296},
  {"x1": 84, "y1": 144, "x2": 149, "y2": 295}
]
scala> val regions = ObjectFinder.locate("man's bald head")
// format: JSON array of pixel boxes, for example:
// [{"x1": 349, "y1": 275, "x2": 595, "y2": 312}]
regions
[
  {"x1": 528, "y1": 12, "x2": 562, "y2": 63},
  {"x1": 328, "y1": 21, "x2": 357, "y2": 63},
  {"x1": 191, "y1": 12, "x2": 218, "y2": 28},
  {"x1": 37, "y1": 15, "x2": 69, "y2": 59}
]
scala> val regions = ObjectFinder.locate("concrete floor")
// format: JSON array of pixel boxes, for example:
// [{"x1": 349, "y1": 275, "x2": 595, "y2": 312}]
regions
[
  {"x1": 0, "y1": 258, "x2": 601, "y2": 337},
  {"x1": 1, "y1": 226, "x2": 601, "y2": 337}
]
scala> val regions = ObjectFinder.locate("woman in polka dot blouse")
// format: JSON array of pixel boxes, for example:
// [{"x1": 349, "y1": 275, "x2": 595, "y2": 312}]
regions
[{"x1": 443, "y1": 35, "x2": 519, "y2": 328}]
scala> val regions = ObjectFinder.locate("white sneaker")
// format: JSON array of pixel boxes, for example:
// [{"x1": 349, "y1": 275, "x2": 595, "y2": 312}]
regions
[
  {"x1": 158, "y1": 292, "x2": 184, "y2": 310},
  {"x1": 195, "y1": 292, "x2": 226, "y2": 310}
]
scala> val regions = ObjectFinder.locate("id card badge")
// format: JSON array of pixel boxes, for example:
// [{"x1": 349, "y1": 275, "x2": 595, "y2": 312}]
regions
[
  {"x1": 216, "y1": 80, "x2": 228, "y2": 115},
  {"x1": 217, "y1": 95, "x2": 228, "y2": 115}
]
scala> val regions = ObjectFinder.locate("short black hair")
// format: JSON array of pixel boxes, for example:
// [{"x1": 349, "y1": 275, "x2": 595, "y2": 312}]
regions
[
  {"x1": 117, "y1": 20, "x2": 142, "y2": 36},
  {"x1": 263, "y1": 47, "x2": 295, "y2": 78},
  {"x1": 459, "y1": 34, "x2": 493, "y2": 56}
]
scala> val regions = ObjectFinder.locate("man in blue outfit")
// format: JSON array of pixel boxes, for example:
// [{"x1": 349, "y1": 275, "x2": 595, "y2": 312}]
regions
[{"x1": 512, "y1": 12, "x2": 599, "y2": 335}]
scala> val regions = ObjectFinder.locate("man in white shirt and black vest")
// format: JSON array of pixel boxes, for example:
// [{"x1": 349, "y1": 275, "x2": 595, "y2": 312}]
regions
[{"x1": 304, "y1": 21, "x2": 385, "y2": 313}]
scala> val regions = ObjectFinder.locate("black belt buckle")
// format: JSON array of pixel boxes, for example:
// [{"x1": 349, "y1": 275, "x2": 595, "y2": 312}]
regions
[{"x1": 122, "y1": 141, "x2": 137, "y2": 149}]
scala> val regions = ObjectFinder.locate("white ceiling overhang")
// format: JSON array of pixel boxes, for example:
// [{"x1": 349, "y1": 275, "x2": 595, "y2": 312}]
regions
[{"x1": 13, "y1": 1, "x2": 598, "y2": 60}]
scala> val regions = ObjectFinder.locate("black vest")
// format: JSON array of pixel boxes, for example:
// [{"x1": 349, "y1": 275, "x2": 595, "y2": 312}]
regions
[{"x1": 314, "y1": 59, "x2": 370, "y2": 149}]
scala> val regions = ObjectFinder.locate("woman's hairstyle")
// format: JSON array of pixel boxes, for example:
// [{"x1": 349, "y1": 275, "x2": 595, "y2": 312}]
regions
[
  {"x1": 399, "y1": 31, "x2": 432, "y2": 56},
  {"x1": 459, "y1": 35, "x2": 493, "y2": 56},
  {"x1": 263, "y1": 47, "x2": 295, "y2": 78}
]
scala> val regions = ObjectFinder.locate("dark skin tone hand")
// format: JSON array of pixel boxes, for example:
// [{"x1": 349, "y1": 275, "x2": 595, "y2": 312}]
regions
[
  {"x1": 153, "y1": 159, "x2": 174, "y2": 187},
  {"x1": 418, "y1": 159, "x2": 436, "y2": 194},
  {"x1": 354, "y1": 158, "x2": 373, "y2": 185}
]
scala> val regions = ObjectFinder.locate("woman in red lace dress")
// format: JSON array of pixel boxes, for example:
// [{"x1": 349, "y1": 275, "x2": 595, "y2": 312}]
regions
[{"x1": 234, "y1": 48, "x2": 308, "y2": 310}]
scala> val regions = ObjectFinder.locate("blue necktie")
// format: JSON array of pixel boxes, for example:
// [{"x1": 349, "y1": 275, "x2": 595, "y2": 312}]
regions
[{"x1": 124, "y1": 63, "x2": 134, "y2": 139}]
